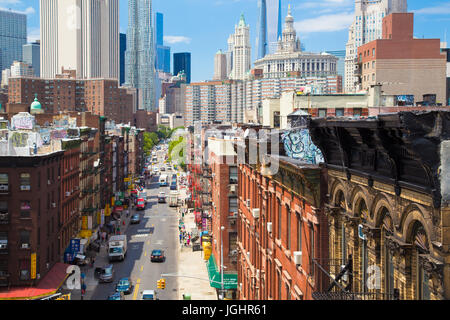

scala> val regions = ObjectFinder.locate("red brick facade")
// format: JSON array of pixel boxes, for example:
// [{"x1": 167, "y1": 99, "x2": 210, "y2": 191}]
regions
[{"x1": 237, "y1": 160, "x2": 328, "y2": 300}]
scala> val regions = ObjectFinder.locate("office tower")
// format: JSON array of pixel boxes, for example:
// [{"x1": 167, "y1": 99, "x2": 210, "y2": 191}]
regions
[
  {"x1": 23, "y1": 41, "x2": 41, "y2": 77},
  {"x1": 344, "y1": 0, "x2": 407, "y2": 92},
  {"x1": 125, "y1": 0, "x2": 156, "y2": 111},
  {"x1": 230, "y1": 13, "x2": 251, "y2": 81},
  {"x1": 120, "y1": 33, "x2": 126, "y2": 85},
  {"x1": 257, "y1": 0, "x2": 268, "y2": 60},
  {"x1": 40, "y1": 0, "x2": 119, "y2": 80},
  {"x1": 226, "y1": 35, "x2": 234, "y2": 79},
  {"x1": 155, "y1": 12, "x2": 171, "y2": 73},
  {"x1": 0, "y1": 9, "x2": 27, "y2": 82},
  {"x1": 173, "y1": 53, "x2": 191, "y2": 84},
  {"x1": 213, "y1": 50, "x2": 227, "y2": 80},
  {"x1": 325, "y1": 50, "x2": 346, "y2": 89},
  {"x1": 267, "y1": 0, "x2": 282, "y2": 54}
]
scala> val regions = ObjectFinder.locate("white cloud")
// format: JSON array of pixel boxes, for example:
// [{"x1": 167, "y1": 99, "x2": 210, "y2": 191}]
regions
[
  {"x1": 0, "y1": 5, "x2": 35, "y2": 15},
  {"x1": 164, "y1": 36, "x2": 191, "y2": 44},
  {"x1": 412, "y1": 3, "x2": 450, "y2": 15},
  {"x1": 295, "y1": 12, "x2": 354, "y2": 33},
  {"x1": 27, "y1": 27, "x2": 40, "y2": 43}
]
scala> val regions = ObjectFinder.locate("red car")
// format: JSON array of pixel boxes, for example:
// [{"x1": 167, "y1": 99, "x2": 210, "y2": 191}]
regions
[{"x1": 136, "y1": 198, "x2": 146, "y2": 211}]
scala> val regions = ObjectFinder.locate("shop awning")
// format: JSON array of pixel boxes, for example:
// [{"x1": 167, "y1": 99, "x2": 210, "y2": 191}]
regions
[
  {"x1": 0, "y1": 263, "x2": 71, "y2": 300},
  {"x1": 206, "y1": 255, "x2": 237, "y2": 290}
]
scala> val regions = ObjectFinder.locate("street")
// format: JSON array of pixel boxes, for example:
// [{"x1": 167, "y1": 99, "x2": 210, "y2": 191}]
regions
[{"x1": 88, "y1": 149, "x2": 180, "y2": 300}]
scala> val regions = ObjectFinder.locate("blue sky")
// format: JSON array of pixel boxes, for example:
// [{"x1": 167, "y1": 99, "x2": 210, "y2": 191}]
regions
[{"x1": 1, "y1": 0, "x2": 449, "y2": 82}]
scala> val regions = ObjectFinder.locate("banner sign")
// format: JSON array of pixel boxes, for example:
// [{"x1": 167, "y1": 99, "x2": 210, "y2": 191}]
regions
[{"x1": 30, "y1": 253, "x2": 37, "y2": 280}]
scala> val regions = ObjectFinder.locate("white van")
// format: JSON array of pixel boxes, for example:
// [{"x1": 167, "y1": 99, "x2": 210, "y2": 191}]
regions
[{"x1": 159, "y1": 174, "x2": 168, "y2": 187}]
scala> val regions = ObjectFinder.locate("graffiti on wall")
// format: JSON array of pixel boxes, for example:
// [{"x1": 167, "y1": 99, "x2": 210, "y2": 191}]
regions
[
  {"x1": 40, "y1": 128, "x2": 51, "y2": 145},
  {"x1": 282, "y1": 129, "x2": 324, "y2": 164},
  {"x1": 11, "y1": 114, "x2": 35, "y2": 130},
  {"x1": 10, "y1": 132, "x2": 29, "y2": 148}
]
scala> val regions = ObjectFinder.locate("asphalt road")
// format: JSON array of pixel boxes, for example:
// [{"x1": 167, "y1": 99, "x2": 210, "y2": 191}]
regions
[{"x1": 90, "y1": 150, "x2": 180, "y2": 300}]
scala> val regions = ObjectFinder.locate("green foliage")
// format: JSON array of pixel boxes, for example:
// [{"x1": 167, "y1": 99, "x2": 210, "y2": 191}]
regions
[
  {"x1": 168, "y1": 136, "x2": 185, "y2": 163},
  {"x1": 143, "y1": 131, "x2": 159, "y2": 156}
]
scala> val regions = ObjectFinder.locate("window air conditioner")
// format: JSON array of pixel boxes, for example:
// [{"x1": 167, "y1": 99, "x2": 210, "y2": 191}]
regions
[
  {"x1": 246, "y1": 199, "x2": 250, "y2": 208},
  {"x1": 0, "y1": 185, "x2": 8, "y2": 191},
  {"x1": 247, "y1": 251, "x2": 250, "y2": 260},
  {"x1": 21, "y1": 243, "x2": 29, "y2": 249},
  {"x1": 252, "y1": 208, "x2": 260, "y2": 219},
  {"x1": 256, "y1": 269, "x2": 260, "y2": 278},
  {"x1": 0, "y1": 244, "x2": 7, "y2": 249},
  {"x1": 293, "y1": 251, "x2": 302, "y2": 265},
  {"x1": 52, "y1": 203, "x2": 56, "y2": 208},
  {"x1": 20, "y1": 185, "x2": 30, "y2": 191},
  {"x1": 230, "y1": 185, "x2": 236, "y2": 193},
  {"x1": 267, "y1": 222, "x2": 273, "y2": 233},
  {"x1": 66, "y1": 192, "x2": 71, "y2": 197},
  {"x1": 48, "y1": 180, "x2": 51, "y2": 185}
]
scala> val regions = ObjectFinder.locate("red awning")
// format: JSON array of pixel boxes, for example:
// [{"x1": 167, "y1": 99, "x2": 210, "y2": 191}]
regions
[{"x1": 0, "y1": 262, "x2": 71, "y2": 300}]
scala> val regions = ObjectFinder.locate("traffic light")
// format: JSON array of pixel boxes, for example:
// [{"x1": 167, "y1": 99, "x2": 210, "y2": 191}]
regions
[
  {"x1": 157, "y1": 279, "x2": 162, "y2": 289},
  {"x1": 161, "y1": 278, "x2": 166, "y2": 290}
]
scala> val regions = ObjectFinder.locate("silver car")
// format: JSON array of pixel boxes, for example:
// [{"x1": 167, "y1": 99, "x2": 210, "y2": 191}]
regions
[{"x1": 99, "y1": 265, "x2": 114, "y2": 283}]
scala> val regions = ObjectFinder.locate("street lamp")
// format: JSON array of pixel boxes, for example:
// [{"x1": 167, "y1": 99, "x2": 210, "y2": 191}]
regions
[{"x1": 220, "y1": 225, "x2": 225, "y2": 300}]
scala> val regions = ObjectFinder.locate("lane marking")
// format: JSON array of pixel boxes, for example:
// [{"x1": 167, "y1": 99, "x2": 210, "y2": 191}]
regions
[
  {"x1": 144, "y1": 251, "x2": 147, "y2": 257},
  {"x1": 133, "y1": 278, "x2": 141, "y2": 300},
  {"x1": 140, "y1": 265, "x2": 143, "y2": 272}
]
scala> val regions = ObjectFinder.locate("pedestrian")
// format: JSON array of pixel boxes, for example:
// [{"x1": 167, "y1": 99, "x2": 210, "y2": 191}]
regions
[
  {"x1": 184, "y1": 238, "x2": 187, "y2": 247},
  {"x1": 187, "y1": 238, "x2": 190, "y2": 246},
  {"x1": 179, "y1": 233, "x2": 182, "y2": 243},
  {"x1": 91, "y1": 256, "x2": 95, "y2": 267}
]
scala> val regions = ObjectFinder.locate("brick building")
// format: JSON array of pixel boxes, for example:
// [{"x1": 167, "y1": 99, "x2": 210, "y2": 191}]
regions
[
  {"x1": 59, "y1": 140, "x2": 81, "y2": 258},
  {"x1": 7, "y1": 77, "x2": 134, "y2": 124},
  {"x1": 207, "y1": 136, "x2": 239, "y2": 299},
  {"x1": 235, "y1": 128, "x2": 328, "y2": 300},
  {"x1": 357, "y1": 13, "x2": 447, "y2": 105},
  {"x1": 0, "y1": 151, "x2": 64, "y2": 287}
]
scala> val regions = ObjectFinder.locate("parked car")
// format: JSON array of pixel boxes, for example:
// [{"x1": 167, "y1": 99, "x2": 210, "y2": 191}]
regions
[
  {"x1": 150, "y1": 249, "x2": 165, "y2": 262},
  {"x1": 116, "y1": 277, "x2": 134, "y2": 295},
  {"x1": 136, "y1": 198, "x2": 146, "y2": 211},
  {"x1": 130, "y1": 214, "x2": 141, "y2": 224},
  {"x1": 158, "y1": 192, "x2": 166, "y2": 203},
  {"x1": 108, "y1": 292, "x2": 124, "y2": 300},
  {"x1": 99, "y1": 265, "x2": 114, "y2": 283}
]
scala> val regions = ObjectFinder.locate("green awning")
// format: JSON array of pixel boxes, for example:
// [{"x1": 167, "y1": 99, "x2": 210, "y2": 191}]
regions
[{"x1": 206, "y1": 255, "x2": 237, "y2": 290}]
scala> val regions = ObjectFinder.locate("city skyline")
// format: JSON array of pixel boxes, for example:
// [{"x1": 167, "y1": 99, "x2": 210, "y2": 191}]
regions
[{"x1": 2, "y1": 0, "x2": 449, "y2": 82}]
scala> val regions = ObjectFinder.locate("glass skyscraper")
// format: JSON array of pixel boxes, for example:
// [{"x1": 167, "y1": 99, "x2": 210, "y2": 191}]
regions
[
  {"x1": 257, "y1": 0, "x2": 268, "y2": 60},
  {"x1": 0, "y1": 9, "x2": 27, "y2": 82},
  {"x1": 120, "y1": 33, "x2": 126, "y2": 85},
  {"x1": 325, "y1": 50, "x2": 346, "y2": 88},
  {"x1": 173, "y1": 52, "x2": 191, "y2": 84},
  {"x1": 125, "y1": 0, "x2": 156, "y2": 111},
  {"x1": 23, "y1": 41, "x2": 40, "y2": 77},
  {"x1": 155, "y1": 12, "x2": 171, "y2": 74}
]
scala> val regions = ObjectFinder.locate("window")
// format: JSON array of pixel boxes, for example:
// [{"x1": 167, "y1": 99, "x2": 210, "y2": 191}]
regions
[
  {"x1": 277, "y1": 271, "x2": 282, "y2": 299},
  {"x1": 353, "y1": 108, "x2": 362, "y2": 117},
  {"x1": 20, "y1": 173, "x2": 31, "y2": 190},
  {"x1": 0, "y1": 174, "x2": 8, "y2": 191},
  {"x1": 229, "y1": 197, "x2": 238, "y2": 213},
  {"x1": 229, "y1": 167, "x2": 238, "y2": 184},
  {"x1": 286, "y1": 206, "x2": 291, "y2": 250},
  {"x1": 20, "y1": 201, "x2": 31, "y2": 219},
  {"x1": 19, "y1": 230, "x2": 30, "y2": 247},
  {"x1": 19, "y1": 259, "x2": 30, "y2": 280},
  {"x1": 372, "y1": 48, "x2": 375, "y2": 56},
  {"x1": 318, "y1": 109, "x2": 327, "y2": 118},
  {"x1": 335, "y1": 108, "x2": 344, "y2": 117},
  {"x1": 297, "y1": 214, "x2": 302, "y2": 252},
  {"x1": 361, "y1": 238, "x2": 368, "y2": 292}
]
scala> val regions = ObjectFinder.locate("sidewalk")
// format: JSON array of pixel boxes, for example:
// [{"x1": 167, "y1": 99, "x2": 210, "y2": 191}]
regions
[
  {"x1": 70, "y1": 206, "x2": 135, "y2": 300},
  {"x1": 176, "y1": 187, "x2": 217, "y2": 300}
]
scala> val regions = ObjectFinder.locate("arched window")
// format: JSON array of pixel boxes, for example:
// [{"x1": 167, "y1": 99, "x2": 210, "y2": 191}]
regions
[{"x1": 411, "y1": 222, "x2": 430, "y2": 300}]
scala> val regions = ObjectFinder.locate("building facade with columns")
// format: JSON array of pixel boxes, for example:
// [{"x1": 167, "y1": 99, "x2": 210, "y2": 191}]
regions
[{"x1": 308, "y1": 111, "x2": 450, "y2": 300}]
